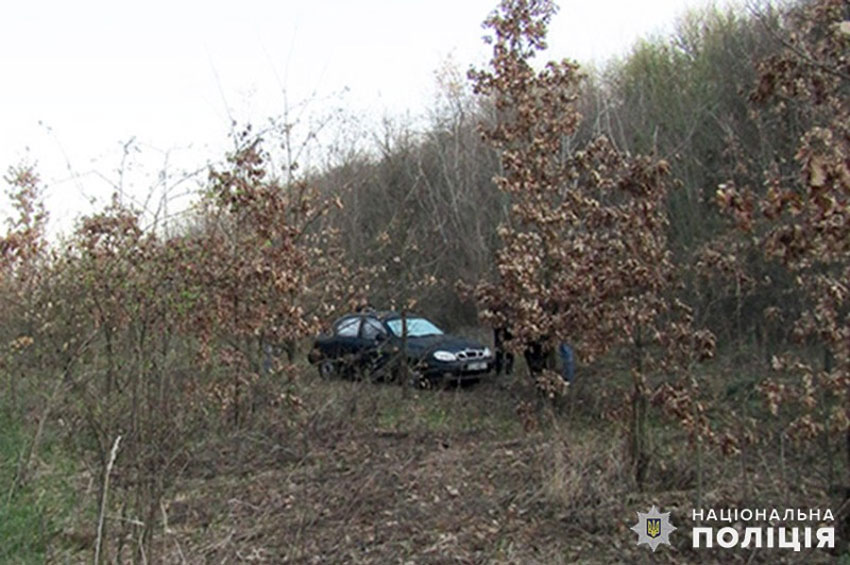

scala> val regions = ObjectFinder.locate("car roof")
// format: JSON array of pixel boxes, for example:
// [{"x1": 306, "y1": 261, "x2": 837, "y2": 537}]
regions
[
  {"x1": 334, "y1": 311, "x2": 424, "y2": 324},
  {"x1": 378, "y1": 311, "x2": 434, "y2": 322}
]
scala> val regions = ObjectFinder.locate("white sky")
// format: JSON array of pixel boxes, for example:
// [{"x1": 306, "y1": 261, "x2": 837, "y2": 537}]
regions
[{"x1": 1, "y1": 0, "x2": 718, "y2": 234}]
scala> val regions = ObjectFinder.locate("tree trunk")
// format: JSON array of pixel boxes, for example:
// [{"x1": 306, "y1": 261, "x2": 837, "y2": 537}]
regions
[
  {"x1": 631, "y1": 378, "x2": 649, "y2": 490},
  {"x1": 630, "y1": 327, "x2": 649, "y2": 490},
  {"x1": 400, "y1": 309, "x2": 410, "y2": 398}
]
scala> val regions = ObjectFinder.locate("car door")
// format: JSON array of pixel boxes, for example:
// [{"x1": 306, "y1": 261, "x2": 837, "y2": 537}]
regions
[
  {"x1": 331, "y1": 315, "x2": 363, "y2": 359},
  {"x1": 350, "y1": 316, "x2": 384, "y2": 360},
  {"x1": 359, "y1": 317, "x2": 392, "y2": 374}
]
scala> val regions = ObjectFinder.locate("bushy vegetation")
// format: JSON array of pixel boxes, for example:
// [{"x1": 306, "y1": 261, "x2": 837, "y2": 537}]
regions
[{"x1": 1, "y1": 0, "x2": 848, "y2": 562}]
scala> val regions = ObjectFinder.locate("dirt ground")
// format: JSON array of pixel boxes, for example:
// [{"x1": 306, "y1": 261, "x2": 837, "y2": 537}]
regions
[{"x1": 118, "y1": 375, "x2": 839, "y2": 564}]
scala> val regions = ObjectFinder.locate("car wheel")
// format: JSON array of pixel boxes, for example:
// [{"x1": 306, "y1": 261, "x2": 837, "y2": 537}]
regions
[{"x1": 318, "y1": 360, "x2": 337, "y2": 380}]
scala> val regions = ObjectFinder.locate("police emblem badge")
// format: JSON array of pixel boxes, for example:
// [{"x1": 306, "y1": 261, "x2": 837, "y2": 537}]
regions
[{"x1": 630, "y1": 506, "x2": 676, "y2": 551}]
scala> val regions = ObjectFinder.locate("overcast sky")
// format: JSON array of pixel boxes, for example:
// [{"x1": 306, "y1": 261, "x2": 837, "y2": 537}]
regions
[{"x1": 1, "y1": 0, "x2": 720, "y2": 233}]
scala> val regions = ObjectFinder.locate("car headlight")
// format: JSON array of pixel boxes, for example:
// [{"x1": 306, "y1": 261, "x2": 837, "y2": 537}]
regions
[
  {"x1": 483, "y1": 347, "x2": 492, "y2": 358},
  {"x1": 433, "y1": 350, "x2": 457, "y2": 362}
]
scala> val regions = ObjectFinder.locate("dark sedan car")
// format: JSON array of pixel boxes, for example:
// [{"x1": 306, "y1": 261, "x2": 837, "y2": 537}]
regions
[{"x1": 307, "y1": 311, "x2": 493, "y2": 386}]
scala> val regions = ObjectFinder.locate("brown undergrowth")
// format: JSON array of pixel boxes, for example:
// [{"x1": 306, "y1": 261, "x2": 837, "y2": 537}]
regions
[{"x1": 49, "y1": 359, "x2": 836, "y2": 564}]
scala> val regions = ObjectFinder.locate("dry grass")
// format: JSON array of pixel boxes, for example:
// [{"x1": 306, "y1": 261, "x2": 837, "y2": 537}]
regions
[
  {"x1": 539, "y1": 425, "x2": 630, "y2": 515},
  {"x1": 50, "y1": 363, "x2": 844, "y2": 564}
]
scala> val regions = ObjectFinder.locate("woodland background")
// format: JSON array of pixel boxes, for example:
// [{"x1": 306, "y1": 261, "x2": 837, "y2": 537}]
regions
[{"x1": 1, "y1": 0, "x2": 849, "y2": 562}]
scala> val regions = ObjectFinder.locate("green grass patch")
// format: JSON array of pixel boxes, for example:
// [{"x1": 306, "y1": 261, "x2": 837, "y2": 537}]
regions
[
  {"x1": 371, "y1": 383, "x2": 521, "y2": 436},
  {"x1": 0, "y1": 404, "x2": 78, "y2": 564}
]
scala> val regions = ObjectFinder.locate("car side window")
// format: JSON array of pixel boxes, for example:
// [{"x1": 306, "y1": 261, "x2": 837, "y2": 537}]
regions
[
  {"x1": 335, "y1": 317, "x2": 361, "y2": 337},
  {"x1": 361, "y1": 318, "x2": 387, "y2": 340}
]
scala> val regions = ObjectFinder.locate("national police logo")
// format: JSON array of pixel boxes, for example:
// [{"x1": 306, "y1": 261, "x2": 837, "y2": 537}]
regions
[
  {"x1": 647, "y1": 518, "x2": 661, "y2": 538},
  {"x1": 631, "y1": 506, "x2": 676, "y2": 551}
]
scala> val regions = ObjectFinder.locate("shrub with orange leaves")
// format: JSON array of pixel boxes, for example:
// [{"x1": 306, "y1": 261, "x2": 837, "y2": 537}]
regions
[
  {"x1": 717, "y1": 0, "x2": 850, "y2": 516},
  {"x1": 468, "y1": 0, "x2": 715, "y2": 487}
]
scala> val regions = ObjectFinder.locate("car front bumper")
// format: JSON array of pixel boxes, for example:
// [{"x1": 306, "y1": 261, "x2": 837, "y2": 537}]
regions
[{"x1": 423, "y1": 358, "x2": 494, "y2": 381}]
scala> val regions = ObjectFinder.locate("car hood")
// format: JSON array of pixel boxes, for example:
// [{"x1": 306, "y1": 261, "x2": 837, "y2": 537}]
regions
[{"x1": 398, "y1": 334, "x2": 487, "y2": 356}]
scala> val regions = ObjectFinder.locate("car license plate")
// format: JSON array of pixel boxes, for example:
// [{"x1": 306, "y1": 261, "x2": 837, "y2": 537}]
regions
[{"x1": 466, "y1": 361, "x2": 487, "y2": 371}]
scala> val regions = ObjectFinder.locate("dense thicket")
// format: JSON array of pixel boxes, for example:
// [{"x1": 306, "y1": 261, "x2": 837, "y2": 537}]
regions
[
  {"x1": 1, "y1": 0, "x2": 848, "y2": 561},
  {"x1": 0, "y1": 140, "x2": 359, "y2": 562},
  {"x1": 314, "y1": 2, "x2": 806, "y2": 346}
]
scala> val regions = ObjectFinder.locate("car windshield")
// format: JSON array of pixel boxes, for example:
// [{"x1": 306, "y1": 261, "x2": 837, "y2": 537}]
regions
[{"x1": 386, "y1": 317, "x2": 444, "y2": 338}]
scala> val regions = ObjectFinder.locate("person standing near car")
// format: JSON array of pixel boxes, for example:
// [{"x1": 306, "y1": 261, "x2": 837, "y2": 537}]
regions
[
  {"x1": 523, "y1": 338, "x2": 554, "y2": 376},
  {"x1": 494, "y1": 325, "x2": 514, "y2": 376},
  {"x1": 558, "y1": 342, "x2": 575, "y2": 383},
  {"x1": 524, "y1": 337, "x2": 575, "y2": 383}
]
